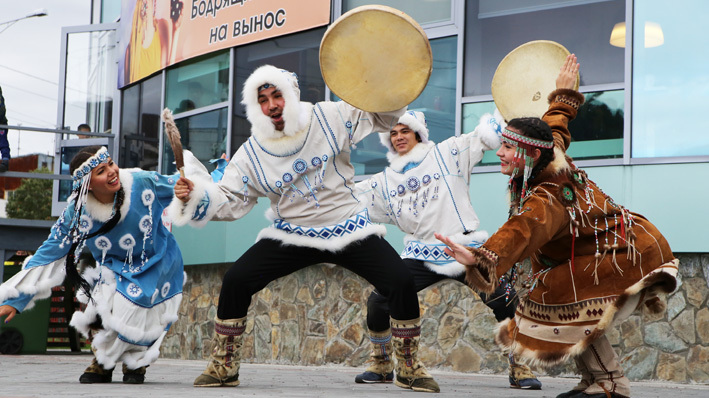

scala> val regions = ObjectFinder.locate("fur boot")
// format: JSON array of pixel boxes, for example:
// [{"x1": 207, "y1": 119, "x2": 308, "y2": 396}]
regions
[
  {"x1": 508, "y1": 352, "x2": 542, "y2": 390},
  {"x1": 122, "y1": 364, "x2": 146, "y2": 384},
  {"x1": 391, "y1": 318, "x2": 440, "y2": 393},
  {"x1": 354, "y1": 329, "x2": 394, "y2": 383},
  {"x1": 79, "y1": 356, "x2": 114, "y2": 384},
  {"x1": 193, "y1": 316, "x2": 246, "y2": 387}
]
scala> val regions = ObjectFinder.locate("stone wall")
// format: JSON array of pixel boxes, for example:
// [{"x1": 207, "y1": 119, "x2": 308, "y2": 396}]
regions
[{"x1": 161, "y1": 253, "x2": 709, "y2": 383}]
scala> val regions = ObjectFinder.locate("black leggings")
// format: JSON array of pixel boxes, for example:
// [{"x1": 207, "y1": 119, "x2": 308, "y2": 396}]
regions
[
  {"x1": 366, "y1": 258, "x2": 519, "y2": 332},
  {"x1": 217, "y1": 236, "x2": 420, "y2": 322}
]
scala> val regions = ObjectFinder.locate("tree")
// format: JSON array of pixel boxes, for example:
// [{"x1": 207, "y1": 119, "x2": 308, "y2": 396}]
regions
[{"x1": 6, "y1": 168, "x2": 55, "y2": 220}]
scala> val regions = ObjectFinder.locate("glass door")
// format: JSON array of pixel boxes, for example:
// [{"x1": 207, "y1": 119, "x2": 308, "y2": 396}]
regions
[{"x1": 52, "y1": 23, "x2": 119, "y2": 216}]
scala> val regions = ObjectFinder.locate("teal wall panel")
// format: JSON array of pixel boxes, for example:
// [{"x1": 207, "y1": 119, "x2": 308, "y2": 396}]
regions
[
  {"x1": 174, "y1": 163, "x2": 707, "y2": 266},
  {"x1": 470, "y1": 163, "x2": 709, "y2": 253}
]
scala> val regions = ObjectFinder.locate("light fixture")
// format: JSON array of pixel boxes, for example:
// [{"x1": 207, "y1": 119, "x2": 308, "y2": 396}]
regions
[
  {"x1": 643, "y1": 22, "x2": 664, "y2": 48},
  {"x1": 610, "y1": 21, "x2": 664, "y2": 48},
  {"x1": 26, "y1": 8, "x2": 48, "y2": 18},
  {"x1": 0, "y1": 8, "x2": 48, "y2": 35}
]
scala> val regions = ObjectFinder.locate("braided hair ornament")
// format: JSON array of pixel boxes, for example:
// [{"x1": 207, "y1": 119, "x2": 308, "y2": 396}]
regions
[
  {"x1": 63, "y1": 147, "x2": 125, "y2": 301},
  {"x1": 500, "y1": 126, "x2": 553, "y2": 214}
]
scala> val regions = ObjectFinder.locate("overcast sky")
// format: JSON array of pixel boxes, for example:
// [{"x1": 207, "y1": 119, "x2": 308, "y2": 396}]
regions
[{"x1": 0, "y1": 0, "x2": 90, "y2": 157}]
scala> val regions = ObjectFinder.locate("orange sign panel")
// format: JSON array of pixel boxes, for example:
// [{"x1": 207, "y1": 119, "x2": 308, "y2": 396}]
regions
[{"x1": 119, "y1": 0, "x2": 331, "y2": 87}]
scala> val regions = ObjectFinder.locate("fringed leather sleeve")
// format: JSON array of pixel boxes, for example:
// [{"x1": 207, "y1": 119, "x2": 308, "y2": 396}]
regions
[
  {"x1": 544, "y1": 89, "x2": 586, "y2": 151},
  {"x1": 464, "y1": 246, "x2": 499, "y2": 294}
]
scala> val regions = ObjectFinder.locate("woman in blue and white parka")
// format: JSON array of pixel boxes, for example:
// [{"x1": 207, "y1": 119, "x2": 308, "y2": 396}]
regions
[{"x1": 0, "y1": 146, "x2": 184, "y2": 384}]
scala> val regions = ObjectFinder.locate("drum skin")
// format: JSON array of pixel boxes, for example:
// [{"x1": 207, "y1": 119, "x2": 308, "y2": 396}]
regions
[
  {"x1": 492, "y1": 40, "x2": 580, "y2": 121},
  {"x1": 320, "y1": 5, "x2": 432, "y2": 112}
]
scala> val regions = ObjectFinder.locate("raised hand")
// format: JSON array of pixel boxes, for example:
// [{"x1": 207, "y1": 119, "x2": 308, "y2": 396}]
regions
[
  {"x1": 435, "y1": 233, "x2": 476, "y2": 265},
  {"x1": 557, "y1": 54, "x2": 580, "y2": 90}
]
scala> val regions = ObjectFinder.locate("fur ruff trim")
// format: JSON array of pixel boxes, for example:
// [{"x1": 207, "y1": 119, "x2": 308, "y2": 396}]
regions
[
  {"x1": 83, "y1": 168, "x2": 136, "y2": 223},
  {"x1": 0, "y1": 257, "x2": 67, "y2": 312},
  {"x1": 70, "y1": 266, "x2": 182, "y2": 369},
  {"x1": 423, "y1": 261, "x2": 466, "y2": 277},
  {"x1": 166, "y1": 150, "x2": 221, "y2": 227},
  {"x1": 474, "y1": 108, "x2": 505, "y2": 150},
  {"x1": 495, "y1": 259, "x2": 678, "y2": 368},
  {"x1": 547, "y1": 146, "x2": 571, "y2": 175},
  {"x1": 256, "y1": 223, "x2": 387, "y2": 252},
  {"x1": 379, "y1": 110, "x2": 430, "y2": 153},
  {"x1": 387, "y1": 141, "x2": 435, "y2": 172},
  {"x1": 547, "y1": 88, "x2": 586, "y2": 107},
  {"x1": 465, "y1": 247, "x2": 498, "y2": 294},
  {"x1": 251, "y1": 102, "x2": 314, "y2": 156},
  {"x1": 242, "y1": 65, "x2": 304, "y2": 138}
]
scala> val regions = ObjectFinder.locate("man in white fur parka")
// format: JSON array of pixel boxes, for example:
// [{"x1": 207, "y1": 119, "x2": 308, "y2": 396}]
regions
[
  {"x1": 355, "y1": 110, "x2": 542, "y2": 390},
  {"x1": 171, "y1": 65, "x2": 440, "y2": 392}
]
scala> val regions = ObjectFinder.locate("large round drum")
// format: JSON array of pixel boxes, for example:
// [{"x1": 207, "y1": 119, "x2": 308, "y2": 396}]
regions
[
  {"x1": 492, "y1": 40, "x2": 580, "y2": 121},
  {"x1": 320, "y1": 5, "x2": 432, "y2": 112}
]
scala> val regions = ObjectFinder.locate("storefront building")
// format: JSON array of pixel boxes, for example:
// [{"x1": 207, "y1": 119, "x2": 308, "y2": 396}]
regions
[{"x1": 54, "y1": 0, "x2": 709, "y2": 382}]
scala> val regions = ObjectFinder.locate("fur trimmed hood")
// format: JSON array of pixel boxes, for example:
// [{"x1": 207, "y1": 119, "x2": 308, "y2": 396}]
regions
[
  {"x1": 386, "y1": 141, "x2": 435, "y2": 172},
  {"x1": 379, "y1": 110, "x2": 429, "y2": 154},
  {"x1": 242, "y1": 65, "x2": 309, "y2": 139},
  {"x1": 83, "y1": 168, "x2": 140, "y2": 223},
  {"x1": 251, "y1": 102, "x2": 315, "y2": 156}
]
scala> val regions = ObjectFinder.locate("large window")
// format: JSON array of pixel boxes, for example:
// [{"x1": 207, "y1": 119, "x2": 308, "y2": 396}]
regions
[
  {"x1": 464, "y1": 0, "x2": 624, "y2": 96},
  {"x1": 165, "y1": 51, "x2": 230, "y2": 113},
  {"x1": 351, "y1": 36, "x2": 457, "y2": 174},
  {"x1": 119, "y1": 75, "x2": 161, "y2": 170},
  {"x1": 342, "y1": 0, "x2": 452, "y2": 26},
  {"x1": 163, "y1": 51, "x2": 230, "y2": 173},
  {"x1": 463, "y1": 0, "x2": 625, "y2": 162},
  {"x1": 463, "y1": 89, "x2": 624, "y2": 165},
  {"x1": 55, "y1": 26, "x2": 115, "y2": 207},
  {"x1": 232, "y1": 28, "x2": 326, "y2": 152},
  {"x1": 161, "y1": 108, "x2": 228, "y2": 174},
  {"x1": 631, "y1": 0, "x2": 709, "y2": 158}
]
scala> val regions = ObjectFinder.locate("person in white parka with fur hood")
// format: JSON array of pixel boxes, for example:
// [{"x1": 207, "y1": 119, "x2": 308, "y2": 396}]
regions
[
  {"x1": 355, "y1": 110, "x2": 542, "y2": 390},
  {"x1": 171, "y1": 65, "x2": 440, "y2": 392}
]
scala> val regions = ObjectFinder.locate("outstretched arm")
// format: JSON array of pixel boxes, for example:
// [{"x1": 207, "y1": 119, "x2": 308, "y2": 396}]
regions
[{"x1": 545, "y1": 54, "x2": 584, "y2": 151}]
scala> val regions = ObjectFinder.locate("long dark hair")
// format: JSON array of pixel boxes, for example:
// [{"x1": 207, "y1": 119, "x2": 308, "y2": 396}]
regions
[{"x1": 65, "y1": 146, "x2": 125, "y2": 301}]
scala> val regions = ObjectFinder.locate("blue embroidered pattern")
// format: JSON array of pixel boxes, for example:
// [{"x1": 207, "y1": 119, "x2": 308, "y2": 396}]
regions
[
  {"x1": 273, "y1": 209, "x2": 374, "y2": 240},
  {"x1": 193, "y1": 191, "x2": 210, "y2": 221},
  {"x1": 293, "y1": 158, "x2": 308, "y2": 174},
  {"x1": 402, "y1": 240, "x2": 484, "y2": 264},
  {"x1": 406, "y1": 176, "x2": 420, "y2": 192}
]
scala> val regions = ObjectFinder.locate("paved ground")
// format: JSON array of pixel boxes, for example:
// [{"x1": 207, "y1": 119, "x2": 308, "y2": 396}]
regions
[{"x1": 0, "y1": 354, "x2": 708, "y2": 397}]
